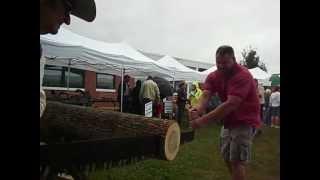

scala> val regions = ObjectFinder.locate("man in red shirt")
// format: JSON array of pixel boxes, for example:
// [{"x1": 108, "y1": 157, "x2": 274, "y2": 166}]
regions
[{"x1": 189, "y1": 45, "x2": 260, "y2": 180}]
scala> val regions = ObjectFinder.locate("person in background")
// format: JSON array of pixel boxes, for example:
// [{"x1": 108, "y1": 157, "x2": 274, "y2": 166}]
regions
[
  {"x1": 264, "y1": 88, "x2": 272, "y2": 126},
  {"x1": 153, "y1": 76, "x2": 173, "y2": 100},
  {"x1": 139, "y1": 76, "x2": 160, "y2": 117},
  {"x1": 117, "y1": 75, "x2": 131, "y2": 113},
  {"x1": 189, "y1": 81, "x2": 203, "y2": 107},
  {"x1": 254, "y1": 79, "x2": 264, "y2": 136},
  {"x1": 153, "y1": 76, "x2": 174, "y2": 118},
  {"x1": 177, "y1": 81, "x2": 187, "y2": 126},
  {"x1": 270, "y1": 86, "x2": 280, "y2": 128},
  {"x1": 258, "y1": 82, "x2": 265, "y2": 121},
  {"x1": 130, "y1": 80, "x2": 142, "y2": 115},
  {"x1": 172, "y1": 92, "x2": 178, "y2": 120}
]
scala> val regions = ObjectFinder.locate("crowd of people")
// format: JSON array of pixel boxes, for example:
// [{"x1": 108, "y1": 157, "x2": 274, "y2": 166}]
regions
[
  {"x1": 116, "y1": 65, "x2": 280, "y2": 135},
  {"x1": 256, "y1": 81, "x2": 281, "y2": 129},
  {"x1": 116, "y1": 74, "x2": 224, "y2": 129},
  {"x1": 117, "y1": 75, "x2": 167, "y2": 118}
]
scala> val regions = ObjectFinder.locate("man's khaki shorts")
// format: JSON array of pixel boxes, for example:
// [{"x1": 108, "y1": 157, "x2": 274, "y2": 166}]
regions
[{"x1": 220, "y1": 125, "x2": 255, "y2": 163}]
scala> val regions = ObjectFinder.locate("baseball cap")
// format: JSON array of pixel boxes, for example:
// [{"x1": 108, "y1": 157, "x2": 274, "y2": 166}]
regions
[{"x1": 67, "y1": 0, "x2": 96, "y2": 22}]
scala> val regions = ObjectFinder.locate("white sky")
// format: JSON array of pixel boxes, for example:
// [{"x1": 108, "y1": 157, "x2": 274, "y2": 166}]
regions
[{"x1": 66, "y1": 0, "x2": 280, "y2": 74}]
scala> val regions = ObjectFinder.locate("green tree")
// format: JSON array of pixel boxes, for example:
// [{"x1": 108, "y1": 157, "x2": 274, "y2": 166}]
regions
[{"x1": 240, "y1": 46, "x2": 268, "y2": 72}]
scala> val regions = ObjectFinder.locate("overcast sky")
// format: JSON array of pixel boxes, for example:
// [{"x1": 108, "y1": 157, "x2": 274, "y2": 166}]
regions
[{"x1": 66, "y1": 0, "x2": 280, "y2": 74}]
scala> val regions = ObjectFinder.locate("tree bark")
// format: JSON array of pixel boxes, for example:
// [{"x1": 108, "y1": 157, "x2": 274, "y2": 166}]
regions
[{"x1": 41, "y1": 101, "x2": 181, "y2": 161}]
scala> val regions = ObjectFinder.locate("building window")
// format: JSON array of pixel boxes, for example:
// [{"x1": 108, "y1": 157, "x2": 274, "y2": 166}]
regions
[
  {"x1": 43, "y1": 65, "x2": 84, "y2": 88},
  {"x1": 96, "y1": 73, "x2": 115, "y2": 89},
  {"x1": 198, "y1": 68, "x2": 207, "y2": 72},
  {"x1": 68, "y1": 68, "x2": 85, "y2": 88}
]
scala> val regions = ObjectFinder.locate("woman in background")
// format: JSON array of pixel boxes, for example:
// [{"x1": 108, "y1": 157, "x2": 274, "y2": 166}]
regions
[{"x1": 130, "y1": 80, "x2": 142, "y2": 115}]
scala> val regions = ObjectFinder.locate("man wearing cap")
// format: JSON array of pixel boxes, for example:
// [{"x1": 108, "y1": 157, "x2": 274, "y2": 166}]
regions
[
  {"x1": 40, "y1": 0, "x2": 96, "y2": 179},
  {"x1": 188, "y1": 45, "x2": 260, "y2": 180},
  {"x1": 40, "y1": 0, "x2": 96, "y2": 118},
  {"x1": 139, "y1": 76, "x2": 160, "y2": 117}
]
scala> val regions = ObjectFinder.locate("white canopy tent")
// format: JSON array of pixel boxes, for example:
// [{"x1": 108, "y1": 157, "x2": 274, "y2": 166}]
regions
[
  {"x1": 248, "y1": 67, "x2": 272, "y2": 86},
  {"x1": 157, "y1": 55, "x2": 202, "y2": 82},
  {"x1": 40, "y1": 27, "x2": 174, "y2": 112},
  {"x1": 40, "y1": 27, "x2": 173, "y2": 78},
  {"x1": 199, "y1": 66, "x2": 272, "y2": 85},
  {"x1": 248, "y1": 67, "x2": 271, "y2": 80}
]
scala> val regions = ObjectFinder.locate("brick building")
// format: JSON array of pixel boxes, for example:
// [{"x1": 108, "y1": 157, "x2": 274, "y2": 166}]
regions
[{"x1": 43, "y1": 65, "x2": 135, "y2": 110}]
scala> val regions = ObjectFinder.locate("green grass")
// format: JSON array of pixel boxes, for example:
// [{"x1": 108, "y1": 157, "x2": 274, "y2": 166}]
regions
[{"x1": 88, "y1": 125, "x2": 280, "y2": 180}]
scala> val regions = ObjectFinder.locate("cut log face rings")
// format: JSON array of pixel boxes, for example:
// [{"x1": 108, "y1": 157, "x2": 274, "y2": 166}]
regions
[{"x1": 164, "y1": 122, "x2": 180, "y2": 161}]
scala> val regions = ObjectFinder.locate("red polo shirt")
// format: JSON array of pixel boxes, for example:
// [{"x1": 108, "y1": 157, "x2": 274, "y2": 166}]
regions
[{"x1": 204, "y1": 64, "x2": 261, "y2": 128}]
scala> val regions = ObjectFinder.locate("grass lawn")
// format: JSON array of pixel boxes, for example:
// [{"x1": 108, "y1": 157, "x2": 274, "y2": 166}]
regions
[{"x1": 88, "y1": 124, "x2": 280, "y2": 180}]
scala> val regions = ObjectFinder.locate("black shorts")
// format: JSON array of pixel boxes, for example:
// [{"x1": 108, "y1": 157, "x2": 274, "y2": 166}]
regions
[{"x1": 270, "y1": 107, "x2": 280, "y2": 116}]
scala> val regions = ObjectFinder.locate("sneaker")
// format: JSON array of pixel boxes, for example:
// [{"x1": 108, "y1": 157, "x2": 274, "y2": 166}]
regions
[{"x1": 274, "y1": 125, "x2": 280, "y2": 129}]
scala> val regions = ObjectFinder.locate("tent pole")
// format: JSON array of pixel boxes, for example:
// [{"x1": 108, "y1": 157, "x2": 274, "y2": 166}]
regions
[
  {"x1": 186, "y1": 81, "x2": 190, "y2": 98},
  {"x1": 120, "y1": 65, "x2": 124, "y2": 113},
  {"x1": 172, "y1": 72, "x2": 175, "y2": 91},
  {"x1": 67, "y1": 59, "x2": 71, "y2": 90}
]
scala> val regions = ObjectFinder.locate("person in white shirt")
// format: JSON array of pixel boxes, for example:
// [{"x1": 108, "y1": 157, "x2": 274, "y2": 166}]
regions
[
  {"x1": 258, "y1": 83, "x2": 265, "y2": 120},
  {"x1": 269, "y1": 86, "x2": 280, "y2": 128},
  {"x1": 254, "y1": 79, "x2": 265, "y2": 135},
  {"x1": 264, "y1": 88, "x2": 272, "y2": 126}
]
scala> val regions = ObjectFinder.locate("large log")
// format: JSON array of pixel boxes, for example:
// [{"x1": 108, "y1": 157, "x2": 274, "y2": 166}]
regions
[{"x1": 41, "y1": 101, "x2": 181, "y2": 161}]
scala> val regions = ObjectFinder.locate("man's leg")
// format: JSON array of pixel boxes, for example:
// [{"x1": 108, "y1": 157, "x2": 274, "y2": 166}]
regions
[
  {"x1": 220, "y1": 127, "x2": 233, "y2": 174},
  {"x1": 152, "y1": 101, "x2": 157, "y2": 117},
  {"x1": 270, "y1": 107, "x2": 276, "y2": 127},
  {"x1": 231, "y1": 161, "x2": 247, "y2": 180},
  {"x1": 229, "y1": 126, "x2": 253, "y2": 180},
  {"x1": 180, "y1": 103, "x2": 187, "y2": 127},
  {"x1": 123, "y1": 96, "x2": 129, "y2": 113},
  {"x1": 265, "y1": 107, "x2": 271, "y2": 127},
  {"x1": 275, "y1": 107, "x2": 280, "y2": 128},
  {"x1": 271, "y1": 116, "x2": 275, "y2": 127},
  {"x1": 275, "y1": 116, "x2": 280, "y2": 128}
]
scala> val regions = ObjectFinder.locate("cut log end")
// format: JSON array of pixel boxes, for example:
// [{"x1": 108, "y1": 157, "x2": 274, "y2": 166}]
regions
[{"x1": 163, "y1": 122, "x2": 181, "y2": 161}]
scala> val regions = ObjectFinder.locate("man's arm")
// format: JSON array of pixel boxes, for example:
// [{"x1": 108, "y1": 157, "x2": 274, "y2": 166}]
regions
[{"x1": 191, "y1": 95, "x2": 242, "y2": 128}]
